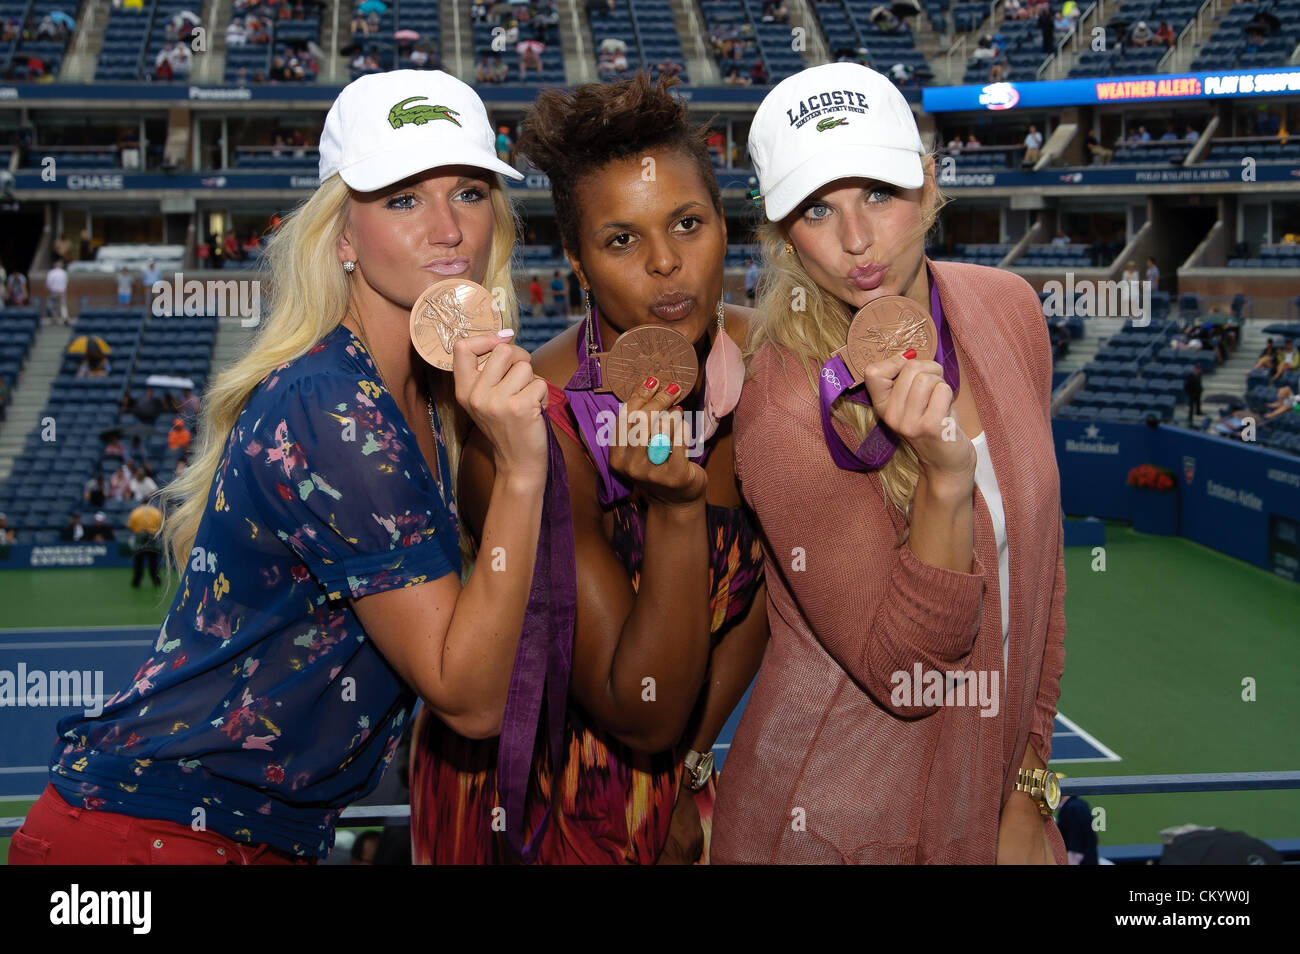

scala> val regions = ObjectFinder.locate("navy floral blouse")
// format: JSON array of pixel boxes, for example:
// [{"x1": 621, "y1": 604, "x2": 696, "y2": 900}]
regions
[{"x1": 48, "y1": 323, "x2": 460, "y2": 858}]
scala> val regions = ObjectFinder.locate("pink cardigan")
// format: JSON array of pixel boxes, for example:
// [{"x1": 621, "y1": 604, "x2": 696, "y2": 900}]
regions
[{"x1": 712, "y1": 258, "x2": 1068, "y2": 864}]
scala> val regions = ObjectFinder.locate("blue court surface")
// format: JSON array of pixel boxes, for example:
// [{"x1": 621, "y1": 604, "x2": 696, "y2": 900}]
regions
[{"x1": 1, "y1": 627, "x2": 1117, "y2": 799}]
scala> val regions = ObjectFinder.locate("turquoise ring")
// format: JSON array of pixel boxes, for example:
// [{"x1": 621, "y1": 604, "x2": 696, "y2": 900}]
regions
[{"x1": 647, "y1": 432, "x2": 672, "y2": 466}]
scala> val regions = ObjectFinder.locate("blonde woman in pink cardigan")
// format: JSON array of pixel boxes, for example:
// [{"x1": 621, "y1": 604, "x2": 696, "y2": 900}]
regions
[{"x1": 711, "y1": 63, "x2": 1067, "y2": 864}]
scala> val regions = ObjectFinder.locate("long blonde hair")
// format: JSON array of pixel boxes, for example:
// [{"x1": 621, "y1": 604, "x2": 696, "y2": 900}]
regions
[
  {"x1": 158, "y1": 174, "x2": 520, "y2": 583},
  {"x1": 745, "y1": 152, "x2": 949, "y2": 516}
]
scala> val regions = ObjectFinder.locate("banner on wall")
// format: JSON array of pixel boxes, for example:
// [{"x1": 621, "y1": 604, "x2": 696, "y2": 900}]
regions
[{"x1": 1053, "y1": 419, "x2": 1300, "y2": 579}]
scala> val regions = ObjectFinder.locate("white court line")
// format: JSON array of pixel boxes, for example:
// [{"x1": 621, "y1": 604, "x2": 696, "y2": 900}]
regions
[
  {"x1": 0, "y1": 767, "x2": 49, "y2": 775},
  {"x1": 0, "y1": 641, "x2": 152, "y2": 650},
  {"x1": 1056, "y1": 712, "x2": 1122, "y2": 762}
]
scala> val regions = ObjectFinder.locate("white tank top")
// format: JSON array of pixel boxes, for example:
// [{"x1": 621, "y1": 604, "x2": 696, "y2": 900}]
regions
[{"x1": 971, "y1": 431, "x2": 1010, "y2": 672}]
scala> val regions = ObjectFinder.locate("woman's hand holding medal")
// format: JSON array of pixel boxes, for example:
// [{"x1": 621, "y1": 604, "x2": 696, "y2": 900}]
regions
[
  {"x1": 608, "y1": 376, "x2": 708, "y2": 510},
  {"x1": 860, "y1": 350, "x2": 975, "y2": 493},
  {"x1": 452, "y1": 332, "x2": 551, "y2": 486}
]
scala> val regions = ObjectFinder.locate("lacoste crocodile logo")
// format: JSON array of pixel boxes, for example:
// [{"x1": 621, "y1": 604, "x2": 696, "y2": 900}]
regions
[
  {"x1": 388, "y1": 97, "x2": 462, "y2": 129},
  {"x1": 816, "y1": 117, "x2": 850, "y2": 131}
]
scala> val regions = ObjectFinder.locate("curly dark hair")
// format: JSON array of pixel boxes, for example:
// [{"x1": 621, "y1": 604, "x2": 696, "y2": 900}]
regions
[{"x1": 515, "y1": 72, "x2": 722, "y2": 259}]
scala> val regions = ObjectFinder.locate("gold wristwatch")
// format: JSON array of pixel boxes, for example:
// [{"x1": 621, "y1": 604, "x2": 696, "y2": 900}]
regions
[
  {"x1": 1014, "y1": 768, "x2": 1061, "y2": 817},
  {"x1": 683, "y1": 749, "x2": 714, "y2": 791}
]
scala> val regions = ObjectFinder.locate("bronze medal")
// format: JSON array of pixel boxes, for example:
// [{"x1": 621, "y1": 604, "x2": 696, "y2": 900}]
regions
[
  {"x1": 410, "y1": 279, "x2": 502, "y2": 371},
  {"x1": 834, "y1": 294, "x2": 937, "y2": 384},
  {"x1": 592, "y1": 324, "x2": 699, "y2": 402}
]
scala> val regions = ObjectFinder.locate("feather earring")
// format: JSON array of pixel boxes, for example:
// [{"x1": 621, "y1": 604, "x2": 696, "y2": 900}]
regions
[{"x1": 697, "y1": 299, "x2": 745, "y2": 444}]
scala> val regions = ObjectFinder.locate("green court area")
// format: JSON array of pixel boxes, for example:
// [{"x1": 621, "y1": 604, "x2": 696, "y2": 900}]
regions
[{"x1": 2, "y1": 522, "x2": 1297, "y2": 862}]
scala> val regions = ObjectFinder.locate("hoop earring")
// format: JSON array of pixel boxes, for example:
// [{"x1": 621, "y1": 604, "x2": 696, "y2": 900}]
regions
[{"x1": 342, "y1": 260, "x2": 356, "y2": 273}]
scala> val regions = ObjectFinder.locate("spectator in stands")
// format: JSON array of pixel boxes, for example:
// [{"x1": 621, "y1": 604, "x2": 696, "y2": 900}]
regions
[
  {"x1": 168, "y1": 417, "x2": 192, "y2": 452},
  {"x1": 242, "y1": 232, "x2": 262, "y2": 257},
  {"x1": 178, "y1": 386, "x2": 200, "y2": 419},
  {"x1": 973, "y1": 33, "x2": 996, "y2": 60},
  {"x1": 60, "y1": 513, "x2": 85, "y2": 542},
  {"x1": 350, "y1": 10, "x2": 368, "y2": 34},
  {"x1": 724, "y1": 65, "x2": 750, "y2": 86},
  {"x1": 52, "y1": 235, "x2": 74, "y2": 262},
  {"x1": 129, "y1": 387, "x2": 168, "y2": 425},
  {"x1": 116, "y1": 267, "x2": 134, "y2": 306},
  {"x1": 1182, "y1": 123, "x2": 1199, "y2": 142},
  {"x1": 518, "y1": 41, "x2": 543, "y2": 78},
  {"x1": 0, "y1": 513, "x2": 14, "y2": 544},
  {"x1": 965, "y1": 131, "x2": 981, "y2": 148},
  {"x1": 1254, "y1": 339, "x2": 1279, "y2": 373},
  {"x1": 155, "y1": 56, "x2": 174, "y2": 81},
  {"x1": 1263, "y1": 385, "x2": 1299, "y2": 420},
  {"x1": 227, "y1": 17, "x2": 248, "y2": 45},
  {"x1": 1005, "y1": 0, "x2": 1026, "y2": 17},
  {"x1": 1156, "y1": 21, "x2": 1175, "y2": 48},
  {"x1": 1184, "y1": 364, "x2": 1203, "y2": 423},
  {"x1": 528, "y1": 274, "x2": 544, "y2": 317},
  {"x1": 870, "y1": 5, "x2": 902, "y2": 33},
  {"x1": 656, "y1": 59, "x2": 684, "y2": 79},
  {"x1": 103, "y1": 431, "x2": 127, "y2": 457},
  {"x1": 471, "y1": 0, "x2": 487, "y2": 22},
  {"x1": 1130, "y1": 21, "x2": 1152, "y2": 47},
  {"x1": 5, "y1": 271, "x2": 28, "y2": 306},
  {"x1": 86, "y1": 513, "x2": 115, "y2": 543},
  {"x1": 1038, "y1": 4, "x2": 1054, "y2": 52},
  {"x1": 1159, "y1": 125, "x2": 1179, "y2": 142},
  {"x1": 78, "y1": 228, "x2": 93, "y2": 261},
  {"x1": 1053, "y1": 10, "x2": 1070, "y2": 35},
  {"x1": 495, "y1": 125, "x2": 513, "y2": 165},
  {"x1": 1273, "y1": 340, "x2": 1300, "y2": 382},
  {"x1": 946, "y1": 133, "x2": 963, "y2": 153},
  {"x1": 84, "y1": 475, "x2": 108, "y2": 508},
  {"x1": 751, "y1": 59, "x2": 769, "y2": 85},
  {"x1": 224, "y1": 230, "x2": 243, "y2": 262},
  {"x1": 706, "y1": 127, "x2": 725, "y2": 165},
  {"x1": 1061, "y1": 0, "x2": 1080, "y2": 25},
  {"x1": 45, "y1": 258, "x2": 69, "y2": 325},
  {"x1": 1050, "y1": 228, "x2": 1070, "y2": 246},
  {"x1": 126, "y1": 499, "x2": 164, "y2": 587},
  {"x1": 549, "y1": 269, "x2": 565, "y2": 312},
  {"x1": 141, "y1": 259, "x2": 162, "y2": 291},
  {"x1": 76, "y1": 350, "x2": 110, "y2": 378},
  {"x1": 129, "y1": 465, "x2": 158, "y2": 504},
  {"x1": 745, "y1": 257, "x2": 759, "y2": 307},
  {"x1": 1145, "y1": 255, "x2": 1159, "y2": 291},
  {"x1": 1022, "y1": 124, "x2": 1043, "y2": 166},
  {"x1": 1121, "y1": 259, "x2": 1139, "y2": 285}
]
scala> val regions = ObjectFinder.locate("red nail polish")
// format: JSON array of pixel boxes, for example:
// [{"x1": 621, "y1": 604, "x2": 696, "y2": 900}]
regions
[
  {"x1": 666, "y1": 382, "x2": 681, "y2": 396},
  {"x1": 645, "y1": 376, "x2": 658, "y2": 390},
  {"x1": 903, "y1": 348, "x2": 917, "y2": 359}
]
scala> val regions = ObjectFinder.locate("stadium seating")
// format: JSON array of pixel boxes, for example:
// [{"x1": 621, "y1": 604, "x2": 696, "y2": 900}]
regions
[
  {"x1": 0, "y1": 308, "x2": 216, "y2": 543},
  {"x1": 95, "y1": 2, "x2": 153, "y2": 81},
  {"x1": 470, "y1": 1, "x2": 564, "y2": 85},
  {"x1": 1018, "y1": 243, "x2": 1095, "y2": 267},
  {"x1": 1067, "y1": 0, "x2": 1201, "y2": 79},
  {"x1": 0, "y1": 306, "x2": 39, "y2": 395},
  {"x1": 928, "y1": 242, "x2": 1010, "y2": 266},
  {"x1": 699, "y1": 0, "x2": 803, "y2": 84},
  {"x1": 810, "y1": 0, "x2": 930, "y2": 81},
  {"x1": 588, "y1": 0, "x2": 686, "y2": 83},
  {"x1": 1192, "y1": 0, "x2": 1300, "y2": 71}
]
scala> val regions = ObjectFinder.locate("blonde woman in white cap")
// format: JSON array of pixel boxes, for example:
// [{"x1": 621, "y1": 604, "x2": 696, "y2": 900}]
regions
[
  {"x1": 11, "y1": 70, "x2": 551, "y2": 865},
  {"x1": 710, "y1": 62, "x2": 1067, "y2": 865}
]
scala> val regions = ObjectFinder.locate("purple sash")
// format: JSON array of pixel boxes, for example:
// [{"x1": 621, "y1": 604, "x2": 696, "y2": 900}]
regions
[
  {"x1": 818, "y1": 268, "x2": 959, "y2": 471},
  {"x1": 564, "y1": 308, "x2": 712, "y2": 507},
  {"x1": 495, "y1": 421, "x2": 575, "y2": 863}
]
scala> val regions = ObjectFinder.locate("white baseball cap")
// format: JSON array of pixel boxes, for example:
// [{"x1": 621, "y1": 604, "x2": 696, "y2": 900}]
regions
[
  {"x1": 748, "y1": 63, "x2": 926, "y2": 221},
  {"x1": 319, "y1": 69, "x2": 524, "y2": 191}
]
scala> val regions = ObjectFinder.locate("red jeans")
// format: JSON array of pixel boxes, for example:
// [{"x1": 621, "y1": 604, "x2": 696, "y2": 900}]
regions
[{"x1": 8, "y1": 784, "x2": 316, "y2": 865}]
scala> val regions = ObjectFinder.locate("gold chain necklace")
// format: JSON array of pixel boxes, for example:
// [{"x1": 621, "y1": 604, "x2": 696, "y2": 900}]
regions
[{"x1": 346, "y1": 313, "x2": 447, "y2": 505}]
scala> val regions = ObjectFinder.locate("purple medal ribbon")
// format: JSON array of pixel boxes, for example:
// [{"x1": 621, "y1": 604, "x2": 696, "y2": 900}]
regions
[
  {"x1": 495, "y1": 420, "x2": 575, "y2": 863},
  {"x1": 564, "y1": 307, "x2": 712, "y2": 507},
  {"x1": 818, "y1": 268, "x2": 959, "y2": 471}
]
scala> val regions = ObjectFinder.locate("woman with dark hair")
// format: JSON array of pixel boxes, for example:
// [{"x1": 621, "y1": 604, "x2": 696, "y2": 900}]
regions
[{"x1": 409, "y1": 73, "x2": 769, "y2": 865}]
